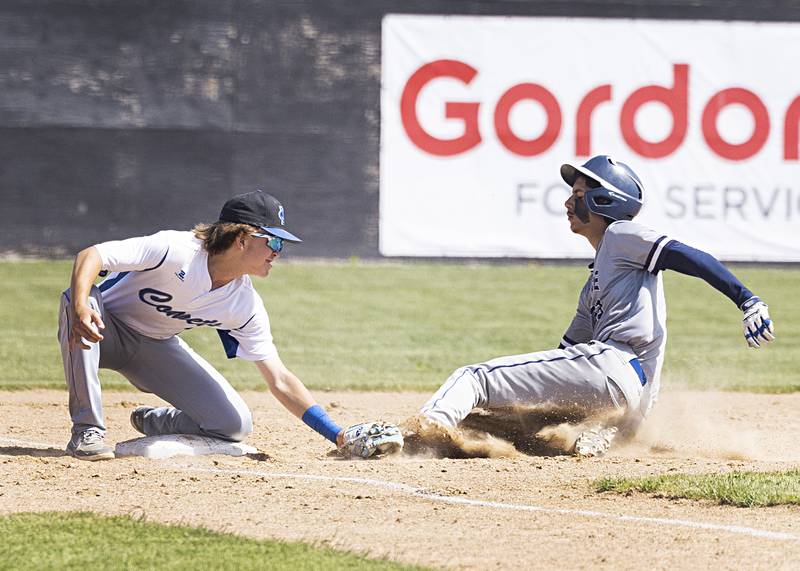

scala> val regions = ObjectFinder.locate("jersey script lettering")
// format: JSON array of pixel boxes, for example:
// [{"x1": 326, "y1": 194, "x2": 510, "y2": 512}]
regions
[{"x1": 138, "y1": 288, "x2": 223, "y2": 328}]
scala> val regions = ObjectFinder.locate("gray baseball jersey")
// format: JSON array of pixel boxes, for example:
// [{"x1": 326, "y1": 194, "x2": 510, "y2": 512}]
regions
[
  {"x1": 560, "y1": 220, "x2": 671, "y2": 419},
  {"x1": 421, "y1": 220, "x2": 671, "y2": 429}
]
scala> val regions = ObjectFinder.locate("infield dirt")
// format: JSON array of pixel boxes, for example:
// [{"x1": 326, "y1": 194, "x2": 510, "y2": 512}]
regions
[{"x1": 1, "y1": 389, "x2": 799, "y2": 570}]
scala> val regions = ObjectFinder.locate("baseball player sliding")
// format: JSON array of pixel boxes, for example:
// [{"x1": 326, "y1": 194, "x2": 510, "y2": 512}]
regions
[
  {"x1": 419, "y1": 155, "x2": 775, "y2": 456},
  {"x1": 59, "y1": 190, "x2": 402, "y2": 461}
]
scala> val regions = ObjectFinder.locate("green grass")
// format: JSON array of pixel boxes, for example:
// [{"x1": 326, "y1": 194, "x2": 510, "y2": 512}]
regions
[
  {"x1": 0, "y1": 260, "x2": 797, "y2": 392},
  {"x1": 595, "y1": 468, "x2": 800, "y2": 507},
  {"x1": 0, "y1": 512, "x2": 425, "y2": 570}
]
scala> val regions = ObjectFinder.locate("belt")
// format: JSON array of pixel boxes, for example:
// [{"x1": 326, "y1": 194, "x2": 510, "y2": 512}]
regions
[{"x1": 629, "y1": 358, "x2": 647, "y2": 386}]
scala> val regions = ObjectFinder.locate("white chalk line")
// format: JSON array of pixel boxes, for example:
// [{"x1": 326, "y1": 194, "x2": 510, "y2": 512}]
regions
[
  {"x1": 2, "y1": 436, "x2": 797, "y2": 542},
  {"x1": 178, "y1": 465, "x2": 797, "y2": 542}
]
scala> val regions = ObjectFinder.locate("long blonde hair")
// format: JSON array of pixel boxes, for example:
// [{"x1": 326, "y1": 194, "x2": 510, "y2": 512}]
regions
[{"x1": 192, "y1": 222, "x2": 254, "y2": 256}]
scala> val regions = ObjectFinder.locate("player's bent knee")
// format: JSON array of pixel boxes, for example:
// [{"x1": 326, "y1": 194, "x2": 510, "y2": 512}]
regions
[
  {"x1": 228, "y1": 409, "x2": 253, "y2": 442},
  {"x1": 605, "y1": 378, "x2": 629, "y2": 410},
  {"x1": 605, "y1": 376, "x2": 643, "y2": 430},
  {"x1": 205, "y1": 407, "x2": 253, "y2": 442}
]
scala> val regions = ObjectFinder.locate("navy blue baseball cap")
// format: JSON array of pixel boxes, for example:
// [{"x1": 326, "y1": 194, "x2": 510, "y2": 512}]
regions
[{"x1": 218, "y1": 190, "x2": 302, "y2": 242}]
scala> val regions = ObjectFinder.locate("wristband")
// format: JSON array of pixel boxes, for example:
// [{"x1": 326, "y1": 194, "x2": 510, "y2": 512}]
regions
[
  {"x1": 301, "y1": 404, "x2": 342, "y2": 444},
  {"x1": 740, "y1": 295, "x2": 761, "y2": 312}
]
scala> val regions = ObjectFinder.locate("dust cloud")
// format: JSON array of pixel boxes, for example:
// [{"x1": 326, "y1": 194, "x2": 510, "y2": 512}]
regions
[
  {"x1": 622, "y1": 391, "x2": 764, "y2": 461},
  {"x1": 401, "y1": 391, "x2": 775, "y2": 461},
  {"x1": 401, "y1": 405, "x2": 622, "y2": 458}
]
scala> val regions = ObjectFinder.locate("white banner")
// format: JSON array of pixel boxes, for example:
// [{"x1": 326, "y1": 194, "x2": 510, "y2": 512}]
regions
[{"x1": 380, "y1": 15, "x2": 800, "y2": 260}]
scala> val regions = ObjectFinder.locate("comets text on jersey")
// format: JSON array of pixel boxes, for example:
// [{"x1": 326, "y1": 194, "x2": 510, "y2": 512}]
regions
[{"x1": 138, "y1": 288, "x2": 223, "y2": 328}]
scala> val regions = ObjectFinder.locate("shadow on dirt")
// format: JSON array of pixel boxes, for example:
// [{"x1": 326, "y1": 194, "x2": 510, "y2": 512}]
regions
[{"x1": 0, "y1": 446, "x2": 66, "y2": 458}]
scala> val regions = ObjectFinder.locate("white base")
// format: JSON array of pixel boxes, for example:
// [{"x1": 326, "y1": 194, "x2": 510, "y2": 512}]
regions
[{"x1": 115, "y1": 434, "x2": 257, "y2": 459}]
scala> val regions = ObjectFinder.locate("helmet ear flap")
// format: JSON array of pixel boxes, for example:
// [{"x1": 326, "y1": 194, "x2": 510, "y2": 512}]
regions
[
  {"x1": 577, "y1": 155, "x2": 644, "y2": 221},
  {"x1": 562, "y1": 155, "x2": 644, "y2": 221}
]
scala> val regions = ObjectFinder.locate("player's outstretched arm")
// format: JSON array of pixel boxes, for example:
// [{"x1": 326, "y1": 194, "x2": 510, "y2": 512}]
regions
[
  {"x1": 655, "y1": 241, "x2": 775, "y2": 348},
  {"x1": 255, "y1": 357, "x2": 320, "y2": 419},
  {"x1": 67, "y1": 246, "x2": 106, "y2": 350},
  {"x1": 255, "y1": 358, "x2": 403, "y2": 457}
]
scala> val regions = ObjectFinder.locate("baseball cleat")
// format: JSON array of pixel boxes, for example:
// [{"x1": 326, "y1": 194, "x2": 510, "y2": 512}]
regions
[
  {"x1": 573, "y1": 426, "x2": 618, "y2": 457},
  {"x1": 66, "y1": 428, "x2": 115, "y2": 461},
  {"x1": 130, "y1": 406, "x2": 154, "y2": 436}
]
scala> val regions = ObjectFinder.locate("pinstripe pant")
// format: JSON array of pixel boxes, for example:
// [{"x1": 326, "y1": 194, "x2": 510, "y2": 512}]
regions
[{"x1": 420, "y1": 342, "x2": 643, "y2": 428}]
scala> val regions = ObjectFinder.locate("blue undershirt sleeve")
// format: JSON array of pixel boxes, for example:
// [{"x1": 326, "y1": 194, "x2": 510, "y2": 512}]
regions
[{"x1": 655, "y1": 241, "x2": 754, "y2": 308}]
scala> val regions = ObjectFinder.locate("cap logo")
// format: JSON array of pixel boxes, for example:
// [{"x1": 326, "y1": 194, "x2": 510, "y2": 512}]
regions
[{"x1": 278, "y1": 205, "x2": 285, "y2": 226}]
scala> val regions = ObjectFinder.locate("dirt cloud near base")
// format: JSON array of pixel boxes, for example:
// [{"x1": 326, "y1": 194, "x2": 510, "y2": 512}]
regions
[
  {"x1": 402, "y1": 405, "x2": 629, "y2": 458},
  {"x1": 402, "y1": 392, "x2": 790, "y2": 462},
  {"x1": 622, "y1": 391, "x2": 779, "y2": 461}
]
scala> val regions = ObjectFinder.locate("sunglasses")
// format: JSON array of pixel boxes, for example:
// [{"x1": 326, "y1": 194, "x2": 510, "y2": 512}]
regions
[{"x1": 251, "y1": 232, "x2": 284, "y2": 253}]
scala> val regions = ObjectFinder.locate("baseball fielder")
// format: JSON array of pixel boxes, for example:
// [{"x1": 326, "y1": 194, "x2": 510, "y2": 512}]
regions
[
  {"x1": 59, "y1": 190, "x2": 402, "y2": 460},
  {"x1": 419, "y1": 155, "x2": 775, "y2": 456}
]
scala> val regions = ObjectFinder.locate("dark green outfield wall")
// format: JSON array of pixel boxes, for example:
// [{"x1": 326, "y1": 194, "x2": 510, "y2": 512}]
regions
[{"x1": 2, "y1": 1, "x2": 798, "y2": 257}]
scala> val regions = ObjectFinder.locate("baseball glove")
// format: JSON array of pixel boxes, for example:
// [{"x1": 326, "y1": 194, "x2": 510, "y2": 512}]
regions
[{"x1": 339, "y1": 421, "x2": 404, "y2": 458}]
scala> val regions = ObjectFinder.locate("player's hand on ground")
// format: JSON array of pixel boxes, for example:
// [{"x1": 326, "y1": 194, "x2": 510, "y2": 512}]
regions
[
  {"x1": 338, "y1": 421, "x2": 404, "y2": 458},
  {"x1": 69, "y1": 303, "x2": 105, "y2": 350},
  {"x1": 741, "y1": 296, "x2": 774, "y2": 348}
]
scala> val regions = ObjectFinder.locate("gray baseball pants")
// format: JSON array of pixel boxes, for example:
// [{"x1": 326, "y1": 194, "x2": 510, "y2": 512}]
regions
[
  {"x1": 420, "y1": 341, "x2": 644, "y2": 427},
  {"x1": 58, "y1": 286, "x2": 252, "y2": 441}
]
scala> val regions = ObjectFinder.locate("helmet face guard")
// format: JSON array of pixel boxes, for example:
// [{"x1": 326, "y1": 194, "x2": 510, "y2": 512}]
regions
[{"x1": 560, "y1": 155, "x2": 644, "y2": 221}]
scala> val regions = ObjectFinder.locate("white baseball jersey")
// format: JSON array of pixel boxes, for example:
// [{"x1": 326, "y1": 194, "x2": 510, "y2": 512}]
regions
[
  {"x1": 561, "y1": 220, "x2": 672, "y2": 417},
  {"x1": 94, "y1": 230, "x2": 277, "y2": 361}
]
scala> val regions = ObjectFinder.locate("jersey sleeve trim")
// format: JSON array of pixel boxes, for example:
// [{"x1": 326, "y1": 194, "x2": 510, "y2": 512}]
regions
[
  {"x1": 234, "y1": 313, "x2": 256, "y2": 331},
  {"x1": 95, "y1": 235, "x2": 170, "y2": 274},
  {"x1": 142, "y1": 248, "x2": 170, "y2": 272},
  {"x1": 98, "y1": 271, "x2": 131, "y2": 293},
  {"x1": 644, "y1": 236, "x2": 672, "y2": 274},
  {"x1": 560, "y1": 334, "x2": 579, "y2": 347},
  {"x1": 217, "y1": 313, "x2": 273, "y2": 360},
  {"x1": 96, "y1": 247, "x2": 169, "y2": 293},
  {"x1": 217, "y1": 329, "x2": 239, "y2": 359}
]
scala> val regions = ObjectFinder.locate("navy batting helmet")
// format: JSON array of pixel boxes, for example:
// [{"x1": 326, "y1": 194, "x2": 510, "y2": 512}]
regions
[{"x1": 560, "y1": 155, "x2": 644, "y2": 221}]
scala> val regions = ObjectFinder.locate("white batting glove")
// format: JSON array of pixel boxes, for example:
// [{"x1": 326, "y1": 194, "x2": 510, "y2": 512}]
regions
[{"x1": 741, "y1": 296, "x2": 775, "y2": 348}]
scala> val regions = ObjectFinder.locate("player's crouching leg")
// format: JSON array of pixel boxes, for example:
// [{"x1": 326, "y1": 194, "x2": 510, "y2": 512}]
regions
[{"x1": 202, "y1": 404, "x2": 253, "y2": 442}]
